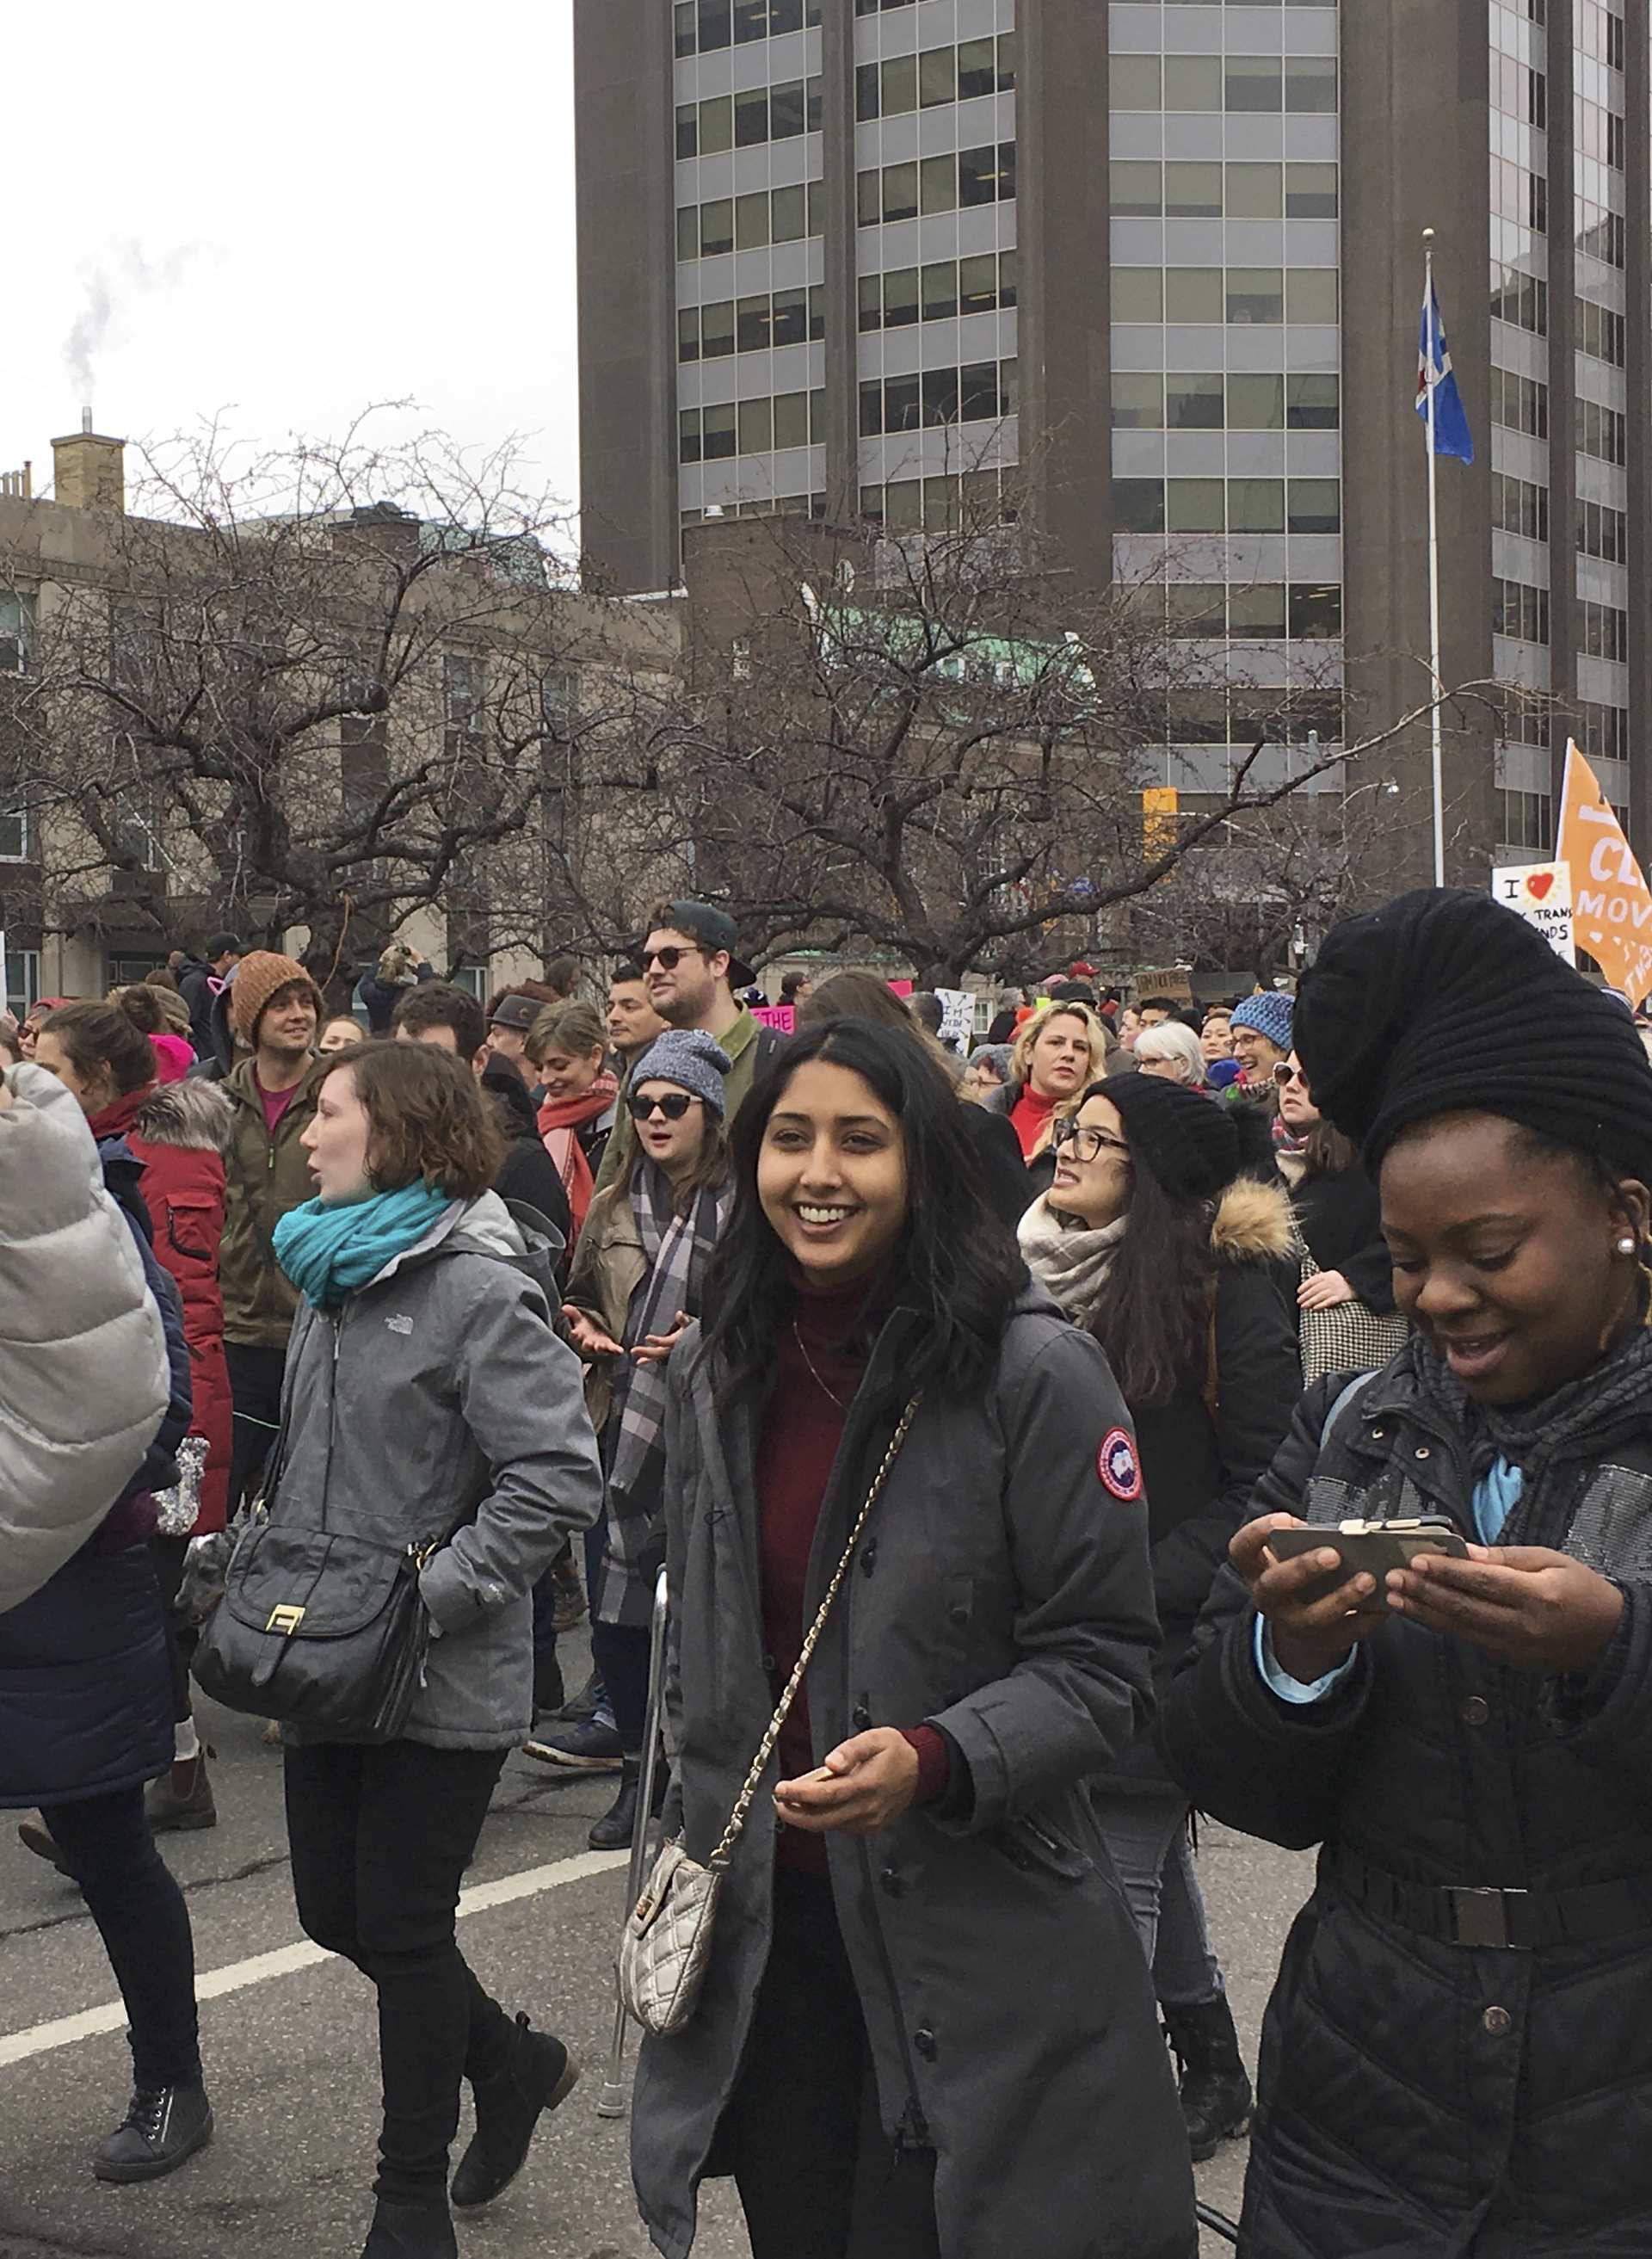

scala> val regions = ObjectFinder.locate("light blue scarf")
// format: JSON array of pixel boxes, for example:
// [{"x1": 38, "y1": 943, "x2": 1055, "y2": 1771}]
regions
[{"x1": 274, "y1": 1180, "x2": 455, "y2": 1311}]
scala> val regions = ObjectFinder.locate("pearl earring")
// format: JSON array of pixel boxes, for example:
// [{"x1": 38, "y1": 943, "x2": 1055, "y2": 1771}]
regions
[{"x1": 1618, "y1": 1237, "x2": 1638, "y2": 1256}]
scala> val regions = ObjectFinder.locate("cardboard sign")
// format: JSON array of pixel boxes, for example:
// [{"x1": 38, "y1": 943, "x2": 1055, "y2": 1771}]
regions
[
  {"x1": 1134, "y1": 966, "x2": 1193, "y2": 1003},
  {"x1": 750, "y1": 1005, "x2": 795, "y2": 1034},
  {"x1": 1490, "y1": 861, "x2": 1575, "y2": 967},
  {"x1": 1556, "y1": 742, "x2": 1652, "y2": 1003}
]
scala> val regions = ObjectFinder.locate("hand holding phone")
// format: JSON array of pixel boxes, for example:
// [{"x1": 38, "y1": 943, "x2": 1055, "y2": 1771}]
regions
[
  {"x1": 1267, "y1": 1519, "x2": 1470, "y2": 1613},
  {"x1": 1231, "y1": 1514, "x2": 1412, "y2": 1685}
]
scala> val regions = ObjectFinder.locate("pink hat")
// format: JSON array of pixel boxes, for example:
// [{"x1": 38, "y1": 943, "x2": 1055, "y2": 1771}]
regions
[{"x1": 149, "y1": 1033, "x2": 196, "y2": 1084}]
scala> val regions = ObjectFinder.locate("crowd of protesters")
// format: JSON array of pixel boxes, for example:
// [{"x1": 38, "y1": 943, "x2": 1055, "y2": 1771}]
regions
[{"x1": 7, "y1": 889, "x2": 1652, "y2": 2259}]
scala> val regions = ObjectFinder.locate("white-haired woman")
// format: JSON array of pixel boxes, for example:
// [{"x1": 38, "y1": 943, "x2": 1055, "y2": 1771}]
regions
[{"x1": 1135, "y1": 1022, "x2": 1207, "y2": 1089}]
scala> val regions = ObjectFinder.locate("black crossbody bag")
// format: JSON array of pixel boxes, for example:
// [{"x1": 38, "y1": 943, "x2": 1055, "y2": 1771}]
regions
[{"x1": 192, "y1": 1320, "x2": 453, "y2": 1744}]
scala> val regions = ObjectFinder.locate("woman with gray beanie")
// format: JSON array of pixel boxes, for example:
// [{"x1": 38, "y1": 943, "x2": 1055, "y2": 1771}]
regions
[{"x1": 529, "y1": 1030, "x2": 733, "y2": 1847}]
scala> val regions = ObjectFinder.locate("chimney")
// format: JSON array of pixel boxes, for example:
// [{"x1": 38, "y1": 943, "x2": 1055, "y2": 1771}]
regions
[{"x1": 52, "y1": 415, "x2": 126, "y2": 513}]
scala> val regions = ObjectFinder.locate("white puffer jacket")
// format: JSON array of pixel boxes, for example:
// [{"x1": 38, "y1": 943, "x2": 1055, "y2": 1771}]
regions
[{"x1": 0, "y1": 1065, "x2": 170, "y2": 1614}]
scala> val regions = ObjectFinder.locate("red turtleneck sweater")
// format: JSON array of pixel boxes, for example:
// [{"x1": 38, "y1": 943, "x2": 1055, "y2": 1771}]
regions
[{"x1": 755, "y1": 1284, "x2": 949, "y2": 1873}]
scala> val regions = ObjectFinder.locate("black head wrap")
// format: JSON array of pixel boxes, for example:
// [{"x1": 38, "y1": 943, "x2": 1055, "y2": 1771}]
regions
[{"x1": 1294, "y1": 887, "x2": 1652, "y2": 1182}]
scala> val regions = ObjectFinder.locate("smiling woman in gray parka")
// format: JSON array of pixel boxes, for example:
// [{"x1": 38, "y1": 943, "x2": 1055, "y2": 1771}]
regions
[
  {"x1": 262, "y1": 1040, "x2": 603, "y2": 2259},
  {"x1": 631, "y1": 1020, "x2": 1196, "y2": 2259}
]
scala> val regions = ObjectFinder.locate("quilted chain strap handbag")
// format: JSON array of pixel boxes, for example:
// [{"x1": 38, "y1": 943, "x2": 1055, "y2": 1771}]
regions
[{"x1": 618, "y1": 1396, "x2": 921, "y2": 2038}]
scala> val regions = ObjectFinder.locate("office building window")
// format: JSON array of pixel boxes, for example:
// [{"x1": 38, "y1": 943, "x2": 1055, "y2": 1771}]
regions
[
  {"x1": 1577, "y1": 701, "x2": 1630, "y2": 762},
  {"x1": 1575, "y1": 201, "x2": 1626, "y2": 268},
  {"x1": 855, "y1": 34, "x2": 1014, "y2": 119},
  {"x1": 859, "y1": 252, "x2": 1015, "y2": 330},
  {"x1": 1489, "y1": 367, "x2": 1549, "y2": 438},
  {"x1": 859, "y1": 144, "x2": 1016, "y2": 224},
  {"x1": 857, "y1": 360, "x2": 1014, "y2": 435},
  {"x1": 677, "y1": 0, "x2": 821, "y2": 52},
  {"x1": 1493, "y1": 578, "x2": 1551, "y2": 645},
  {"x1": 676, "y1": 77, "x2": 823, "y2": 157},
  {"x1": 1492, "y1": 472, "x2": 1550, "y2": 541},
  {"x1": 0, "y1": 595, "x2": 33, "y2": 674},
  {"x1": 1576, "y1": 497, "x2": 1629, "y2": 562},
  {"x1": 1575, "y1": 297, "x2": 1626, "y2": 367},
  {"x1": 1109, "y1": 372, "x2": 1340, "y2": 429},
  {"x1": 1580, "y1": 600, "x2": 1629, "y2": 663},
  {"x1": 1110, "y1": 479, "x2": 1340, "y2": 535},
  {"x1": 677, "y1": 182, "x2": 822, "y2": 261},
  {"x1": 1498, "y1": 789, "x2": 1554, "y2": 850},
  {"x1": 1577, "y1": 1, "x2": 1625, "y2": 68},
  {"x1": 0, "y1": 806, "x2": 29, "y2": 860},
  {"x1": 1491, "y1": 272, "x2": 1547, "y2": 334},
  {"x1": 678, "y1": 286, "x2": 823, "y2": 361}
]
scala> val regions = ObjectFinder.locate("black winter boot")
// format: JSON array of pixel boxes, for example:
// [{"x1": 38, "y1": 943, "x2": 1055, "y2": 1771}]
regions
[
  {"x1": 449, "y1": 2013, "x2": 579, "y2": 2210},
  {"x1": 588, "y1": 1756, "x2": 668, "y2": 1852},
  {"x1": 1162, "y1": 1995, "x2": 1254, "y2": 2163},
  {"x1": 361, "y1": 2196, "x2": 458, "y2": 2257},
  {"x1": 93, "y1": 2080, "x2": 214, "y2": 2182}
]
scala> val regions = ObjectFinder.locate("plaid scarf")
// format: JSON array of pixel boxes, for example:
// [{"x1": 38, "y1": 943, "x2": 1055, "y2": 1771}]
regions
[{"x1": 596, "y1": 1165, "x2": 729, "y2": 1626}]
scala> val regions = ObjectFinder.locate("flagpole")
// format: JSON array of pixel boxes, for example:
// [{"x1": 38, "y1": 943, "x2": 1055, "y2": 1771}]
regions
[{"x1": 1423, "y1": 229, "x2": 1446, "y2": 886}]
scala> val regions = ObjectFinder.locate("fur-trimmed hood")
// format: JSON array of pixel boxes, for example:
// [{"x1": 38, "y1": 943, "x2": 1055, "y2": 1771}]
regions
[
  {"x1": 1211, "y1": 1172, "x2": 1294, "y2": 1266},
  {"x1": 132, "y1": 1077, "x2": 234, "y2": 1154}
]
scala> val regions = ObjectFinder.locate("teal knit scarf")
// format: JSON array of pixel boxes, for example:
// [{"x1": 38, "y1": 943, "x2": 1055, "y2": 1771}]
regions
[{"x1": 273, "y1": 1180, "x2": 455, "y2": 1311}]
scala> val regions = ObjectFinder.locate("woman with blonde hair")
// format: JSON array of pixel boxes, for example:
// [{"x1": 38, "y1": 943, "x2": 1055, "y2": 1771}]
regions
[
  {"x1": 982, "y1": 1003, "x2": 1110, "y2": 1195},
  {"x1": 526, "y1": 1000, "x2": 619, "y2": 1243}
]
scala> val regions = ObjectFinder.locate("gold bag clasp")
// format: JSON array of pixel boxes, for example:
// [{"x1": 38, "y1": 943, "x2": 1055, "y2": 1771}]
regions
[{"x1": 266, "y1": 1604, "x2": 306, "y2": 1636}]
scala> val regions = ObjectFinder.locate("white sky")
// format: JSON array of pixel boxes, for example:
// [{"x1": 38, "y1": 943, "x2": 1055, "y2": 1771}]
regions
[{"x1": 8, "y1": 1, "x2": 579, "y2": 519}]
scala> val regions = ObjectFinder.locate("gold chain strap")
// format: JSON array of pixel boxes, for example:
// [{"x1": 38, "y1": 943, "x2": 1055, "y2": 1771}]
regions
[{"x1": 708, "y1": 1395, "x2": 921, "y2": 1870}]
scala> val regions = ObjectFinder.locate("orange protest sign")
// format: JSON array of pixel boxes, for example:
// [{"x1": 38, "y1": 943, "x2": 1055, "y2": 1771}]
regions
[{"x1": 1556, "y1": 741, "x2": 1652, "y2": 1005}]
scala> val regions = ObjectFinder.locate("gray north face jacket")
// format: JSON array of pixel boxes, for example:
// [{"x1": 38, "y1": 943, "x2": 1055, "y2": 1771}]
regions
[
  {"x1": 270, "y1": 1191, "x2": 603, "y2": 1748},
  {"x1": 0, "y1": 1066, "x2": 170, "y2": 1616}
]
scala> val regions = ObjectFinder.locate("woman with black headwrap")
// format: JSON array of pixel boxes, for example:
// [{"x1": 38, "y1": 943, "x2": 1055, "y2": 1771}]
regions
[{"x1": 1157, "y1": 887, "x2": 1652, "y2": 2259}]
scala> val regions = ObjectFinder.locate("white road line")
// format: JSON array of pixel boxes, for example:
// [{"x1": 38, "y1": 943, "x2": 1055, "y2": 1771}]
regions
[{"x1": 0, "y1": 1845, "x2": 628, "y2": 2072}]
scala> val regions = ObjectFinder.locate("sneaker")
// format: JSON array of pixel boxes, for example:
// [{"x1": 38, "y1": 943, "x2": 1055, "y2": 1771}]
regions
[
  {"x1": 93, "y1": 2081, "x2": 214, "y2": 2182},
  {"x1": 145, "y1": 1751, "x2": 218, "y2": 1834},
  {"x1": 521, "y1": 1718, "x2": 625, "y2": 1773}
]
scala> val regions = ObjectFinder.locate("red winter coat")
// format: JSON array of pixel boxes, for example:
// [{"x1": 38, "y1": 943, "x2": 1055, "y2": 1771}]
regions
[{"x1": 126, "y1": 1082, "x2": 235, "y2": 1535}]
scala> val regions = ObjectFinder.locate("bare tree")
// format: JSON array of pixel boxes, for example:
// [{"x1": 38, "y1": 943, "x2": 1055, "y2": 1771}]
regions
[
  {"x1": 607, "y1": 507, "x2": 1472, "y2": 984},
  {"x1": 2, "y1": 417, "x2": 673, "y2": 1001}
]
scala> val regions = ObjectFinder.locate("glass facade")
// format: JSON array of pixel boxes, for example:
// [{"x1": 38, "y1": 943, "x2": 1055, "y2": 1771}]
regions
[
  {"x1": 1107, "y1": 0, "x2": 1343, "y2": 793},
  {"x1": 674, "y1": 8, "x2": 829, "y2": 545},
  {"x1": 854, "y1": 0, "x2": 1020, "y2": 534}
]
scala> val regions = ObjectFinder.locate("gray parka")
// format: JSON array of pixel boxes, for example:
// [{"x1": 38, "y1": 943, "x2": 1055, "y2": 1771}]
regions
[
  {"x1": 631, "y1": 1293, "x2": 1198, "y2": 2259},
  {"x1": 271, "y1": 1192, "x2": 603, "y2": 1748}
]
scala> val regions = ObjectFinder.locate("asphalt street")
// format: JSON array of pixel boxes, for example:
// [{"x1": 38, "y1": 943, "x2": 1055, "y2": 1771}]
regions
[{"x1": 0, "y1": 1627, "x2": 1312, "y2": 2259}]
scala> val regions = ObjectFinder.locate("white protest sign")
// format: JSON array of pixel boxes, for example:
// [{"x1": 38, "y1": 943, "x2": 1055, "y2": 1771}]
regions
[
  {"x1": 1491, "y1": 862, "x2": 1575, "y2": 966},
  {"x1": 934, "y1": 987, "x2": 975, "y2": 1052}
]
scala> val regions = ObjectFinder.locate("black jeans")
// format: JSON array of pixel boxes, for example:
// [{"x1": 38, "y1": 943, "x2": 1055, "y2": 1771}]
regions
[
  {"x1": 283, "y1": 1740, "x2": 515, "y2": 2202},
  {"x1": 225, "y1": 1340, "x2": 287, "y2": 1515},
  {"x1": 718, "y1": 1867, "x2": 940, "y2": 2259},
  {"x1": 588, "y1": 1621, "x2": 652, "y2": 1751},
  {"x1": 42, "y1": 1787, "x2": 201, "y2": 2092},
  {"x1": 150, "y1": 1534, "x2": 194, "y2": 1726}
]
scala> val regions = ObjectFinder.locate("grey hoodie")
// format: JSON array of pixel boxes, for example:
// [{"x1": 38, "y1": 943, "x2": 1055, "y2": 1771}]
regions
[{"x1": 272, "y1": 1190, "x2": 603, "y2": 1747}]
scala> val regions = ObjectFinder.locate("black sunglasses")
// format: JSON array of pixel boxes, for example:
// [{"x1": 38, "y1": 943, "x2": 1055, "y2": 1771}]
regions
[
  {"x1": 628, "y1": 1090, "x2": 704, "y2": 1122},
  {"x1": 641, "y1": 945, "x2": 702, "y2": 972}
]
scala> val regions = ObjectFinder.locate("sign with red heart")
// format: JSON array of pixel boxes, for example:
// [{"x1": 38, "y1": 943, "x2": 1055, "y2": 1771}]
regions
[{"x1": 1491, "y1": 861, "x2": 1575, "y2": 966}]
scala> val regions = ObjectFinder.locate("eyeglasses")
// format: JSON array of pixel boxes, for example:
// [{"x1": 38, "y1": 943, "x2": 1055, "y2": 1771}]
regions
[
  {"x1": 641, "y1": 945, "x2": 702, "y2": 972},
  {"x1": 1052, "y1": 1120, "x2": 1131, "y2": 1163},
  {"x1": 1272, "y1": 1062, "x2": 1301, "y2": 1089},
  {"x1": 628, "y1": 1090, "x2": 704, "y2": 1123}
]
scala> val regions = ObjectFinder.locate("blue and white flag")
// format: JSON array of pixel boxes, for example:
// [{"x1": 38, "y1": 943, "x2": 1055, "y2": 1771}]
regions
[{"x1": 1416, "y1": 278, "x2": 1474, "y2": 463}]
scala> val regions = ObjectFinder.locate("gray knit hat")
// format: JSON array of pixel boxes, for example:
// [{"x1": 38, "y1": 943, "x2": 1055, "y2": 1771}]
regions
[{"x1": 630, "y1": 1029, "x2": 733, "y2": 1118}]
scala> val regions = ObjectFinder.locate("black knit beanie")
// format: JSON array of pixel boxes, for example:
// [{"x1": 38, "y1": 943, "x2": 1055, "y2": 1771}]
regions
[
  {"x1": 1295, "y1": 887, "x2": 1652, "y2": 1181},
  {"x1": 1091, "y1": 1071, "x2": 1241, "y2": 1202}
]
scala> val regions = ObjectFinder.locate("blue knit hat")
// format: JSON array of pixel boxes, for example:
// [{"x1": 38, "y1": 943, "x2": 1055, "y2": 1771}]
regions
[
  {"x1": 1229, "y1": 991, "x2": 1294, "y2": 1053},
  {"x1": 630, "y1": 1029, "x2": 732, "y2": 1117}
]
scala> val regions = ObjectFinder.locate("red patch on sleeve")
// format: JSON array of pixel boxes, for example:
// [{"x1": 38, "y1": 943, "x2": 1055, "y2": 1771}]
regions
[{"x1": 1098, "y1": 1428, "x2": 1143, "y2": 1502}]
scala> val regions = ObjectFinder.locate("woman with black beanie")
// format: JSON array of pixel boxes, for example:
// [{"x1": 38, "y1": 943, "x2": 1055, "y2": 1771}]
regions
[
  {"x1": 1020, "y1": 1071, "x2": 1301, "y2": 2162},
  {"x1": 1159, "y1": 887, "x2": 1652, "y2": 2258}
]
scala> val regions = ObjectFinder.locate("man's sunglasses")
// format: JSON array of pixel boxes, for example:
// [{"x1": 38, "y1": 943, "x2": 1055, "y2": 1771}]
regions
[
  {"x1": 641, "y1": 946, "x2": 703, "y2": 972},
  {"x1": 628, "y1": 1091, "x2": 704, "y2": 1122}
]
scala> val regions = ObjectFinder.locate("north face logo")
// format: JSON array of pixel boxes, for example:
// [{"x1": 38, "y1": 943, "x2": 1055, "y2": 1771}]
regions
[{"x1": 385, "y1": 1314, "x2": 414, "y2": 1336}]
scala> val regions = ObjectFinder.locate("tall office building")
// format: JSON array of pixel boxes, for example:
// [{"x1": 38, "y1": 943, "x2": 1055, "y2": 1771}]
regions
[{"x1": 576, "y1": 0, "x2": 1649, "y2": 876}]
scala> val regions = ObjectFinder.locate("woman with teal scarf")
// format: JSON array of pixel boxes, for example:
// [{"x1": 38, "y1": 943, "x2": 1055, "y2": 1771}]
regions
[{"x1": 264, "y1": 1040, "x2": 603, "y2": 2259}]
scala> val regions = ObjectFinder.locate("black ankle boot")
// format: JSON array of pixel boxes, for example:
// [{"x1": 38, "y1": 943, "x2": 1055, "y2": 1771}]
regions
[
  {"x1": 450, "y1": 2014, "x2": 579, "y2": 2211},
  {"x1": 1162, "y1": 1996, "x2": 1254, "y2": 2163},
  {"x1": 361, "y1": 2195, "x2": 458, "y2": 2257},
  {"x1": 93, "y1": 2080, "x2": 214, "y2": 2182},
  {"x1": 588, "y1": 1756, "x2": 667, "y2": 1852}
]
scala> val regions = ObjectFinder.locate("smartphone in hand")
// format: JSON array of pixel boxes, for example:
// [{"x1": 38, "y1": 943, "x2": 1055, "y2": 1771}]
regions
[{"x1": 1267, "y1": 1518, "x2": 1469, "y2": 1614}]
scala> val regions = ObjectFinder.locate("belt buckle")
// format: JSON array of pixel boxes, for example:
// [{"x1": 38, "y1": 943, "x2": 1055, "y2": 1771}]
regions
[{"x1": 1449, "y1": 1886, "x2": 1529, "y2": 1950}]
